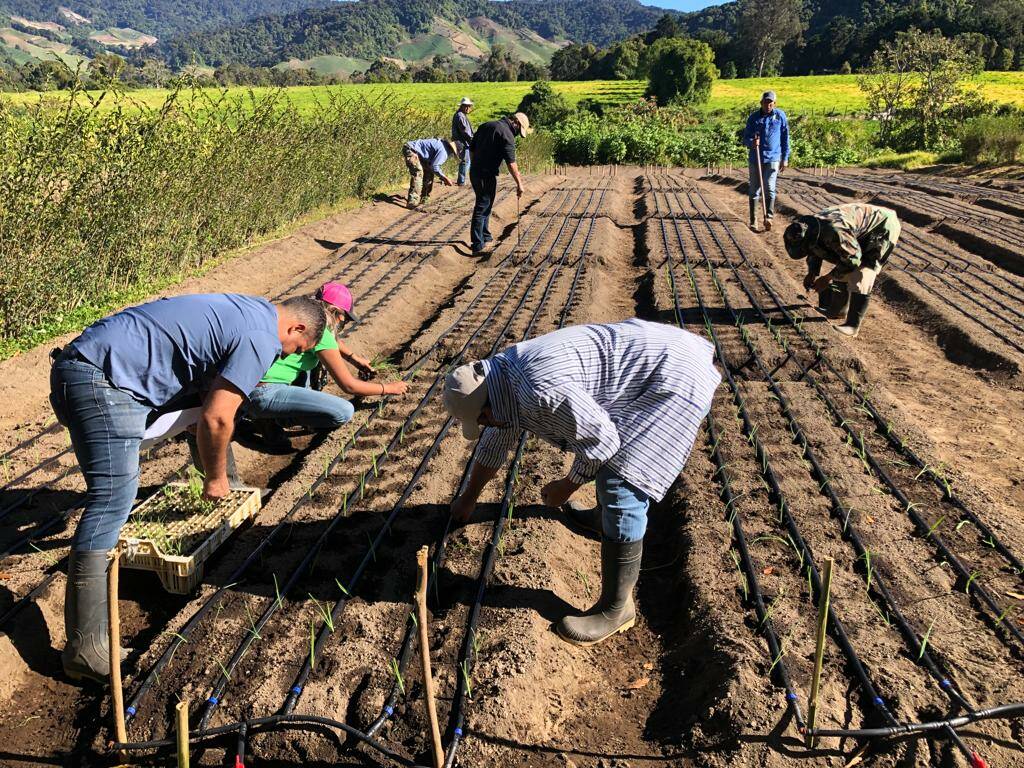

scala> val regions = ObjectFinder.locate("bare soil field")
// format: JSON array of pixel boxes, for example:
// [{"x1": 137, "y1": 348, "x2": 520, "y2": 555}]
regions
[{"x1": 1, "y1": 165, "x2": 1023, "y2": 768}]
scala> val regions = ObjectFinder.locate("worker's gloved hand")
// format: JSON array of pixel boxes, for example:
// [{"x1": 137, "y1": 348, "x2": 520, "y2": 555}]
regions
[
  {"x1": 451, "y1": 494, "x2": 476, "y2": 524},
  {"x1": 541, "y1": 477, "x2": 580, "y2": 508},
  {"x1": 813, "y1": 275, "x2": 833, "y2": 293},
  {"x1": 803, "y1": 273, "x2": 817, "y2": 291},
  {"x1": 203, "y1": 475, "x2": 230, "y2": 502}
]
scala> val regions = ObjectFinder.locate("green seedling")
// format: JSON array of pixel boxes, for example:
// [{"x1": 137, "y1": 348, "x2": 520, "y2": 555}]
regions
[
  {"x1": 460, "y1": 659, "x2": 473, "y2": 700},
  {"x1": 310, "y1": 617, "x2": 316, "y2": 669},
  {"x1": 371, "y1": 453, "x2": 379, "y2": 478},
  {"x1": 273, "y1": 573, "x2": 283, "y2": 609},
  {"x1": 574, "y1": 568, "x2": 593, "y2": 599},
  {"x1": 216, "y1": 659, "x2": 232, "y2": 682},
  {"x1": 918, "y1": 618, "x2": 937, "y2": 660},
  {"x1": 869, "y1": 597, "x2": 891, "y2": 626},
  {"x1": 926, "y1": 516, "x2": 945, "y2": 539},
  {"x1": 729, "y1": 549, "x2": 748, "y2": 600},
  {"x1": 760, "y1": 588, "x2": 786, "y2": 627},
  {"x1": 389, "y1": 657, "x2": 405, "y2": 695},
  {"x1": 955, "y1": 519, "x2": 971, "y2": 532},
  {"x1": 244, "y1": 599, "x2": 262, "y2": 640},
  {"x1": 309, "y1": 595, "x2": 335, "y2": 633},
  {"x1": 335, "y1": 578, "x2": 350, "y2": 597},
  {"x1": 323, "y1": 456, "x2": 331, "y2": 479},
  {"x1": 965, "y1": 570, "x2": 980, "y2": 594},
  {"x1": 984, "y1": 535, "x2": 996, "y2": 549},
  {"x1": 860, "y1": 549, "x2": 874, "y2": 593}
]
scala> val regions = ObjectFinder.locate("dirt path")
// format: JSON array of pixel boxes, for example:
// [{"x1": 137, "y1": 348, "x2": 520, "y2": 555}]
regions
[{"x1": 2, "y1": 166, "x2": 1024, "y2": 768}]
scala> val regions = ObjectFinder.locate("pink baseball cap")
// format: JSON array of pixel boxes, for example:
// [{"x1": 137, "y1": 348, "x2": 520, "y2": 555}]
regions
[{"x1": 315, "y1": 282, "x2": 360, "y2": 322}]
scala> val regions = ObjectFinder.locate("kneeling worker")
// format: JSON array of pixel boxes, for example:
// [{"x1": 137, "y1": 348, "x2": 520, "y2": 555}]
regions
[
  {"x1": 50, "y1": 293, "x2": 325, "y2": 683},
  {"x1": 784, "y1": 202, "x2": 901, "y2": 338},
  {"x1": 403, "y1": 137, "x2": 462, "y2": 208},
  {"x1": 242, "y1": 282, "x2": 408, "y2": 447},
  {"x1": 442, "y1": 320, "x2": 720, "y2": 646}
]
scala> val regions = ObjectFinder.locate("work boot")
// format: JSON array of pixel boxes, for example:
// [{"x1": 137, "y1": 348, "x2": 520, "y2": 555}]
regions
[
  {"x1": 556, "y1": 539, "x2": 642, "y2": 646},
  {"x1": 565, "y1": 500, "x2": 602, "y2": 536},
  {"x1": 748, "y1": 199, "x2": 758, "y2": 231},
  {"x1": 63, "y1": 550, "x2": 128, "y2": 684},
  {"x1": 835, "y1": 293, "x2": 871, "y2": 337},
  {"x1": 765, "y1": 196, "x2": 776, "y2": 230}
]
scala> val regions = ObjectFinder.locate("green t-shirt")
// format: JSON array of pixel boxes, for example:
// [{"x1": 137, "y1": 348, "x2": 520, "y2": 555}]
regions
[{"x1": 260, "y1": 328, "x2": 338, "y2": 385}]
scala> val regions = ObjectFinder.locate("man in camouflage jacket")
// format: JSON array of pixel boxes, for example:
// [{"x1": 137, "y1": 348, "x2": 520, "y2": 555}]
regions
[{"x1": 784, "y1": 203, "x2": 901, "y2": 337}]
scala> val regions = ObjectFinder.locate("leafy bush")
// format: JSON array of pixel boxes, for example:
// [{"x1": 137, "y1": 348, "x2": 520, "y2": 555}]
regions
[
  {"x1": 789, "y1": 116, "x2": 873, "y2": 166},
  {"x1": 960, "y1": 115, "x2": 1024, "y2": 163},
  {"x1": 516, "y1": 81, "x2": 572, "y2": 127},
  {"x1": 0, "y1": 84, "x2": 442, "y2": 353},
  {"x1": 597, "y1": 135, "x2": 627, "y2": 164},
  {"x1": 645, "y1": 37, "x2": 718, "y2": 106}
]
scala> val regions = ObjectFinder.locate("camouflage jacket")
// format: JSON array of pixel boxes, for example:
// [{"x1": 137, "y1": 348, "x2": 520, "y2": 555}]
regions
[{"x1": 805, "y1": 203, "x2": 901, "y2": 279}]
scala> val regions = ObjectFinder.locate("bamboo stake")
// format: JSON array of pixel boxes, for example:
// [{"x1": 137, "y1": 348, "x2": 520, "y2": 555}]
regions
[
  {"x1": 108, "y1": 545, "x2": 127, "y2": 758},
  {"x1": 754, "y1": 138, "x2": 768, "y2": 227},
  {"x1": 805, "y1": 557, "x2": 834, "y2": 748},
  {"x1": 176, "y1": 700, "x2": 190, "y2": 768},
  {"x1": 416, "y1": 546, "x2": 444, "y2": 768}
]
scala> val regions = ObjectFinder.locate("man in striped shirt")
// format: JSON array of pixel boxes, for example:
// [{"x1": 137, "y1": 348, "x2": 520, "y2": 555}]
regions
[{"x1": 442, "y1": 319, "x2": 720, "y2": 646}]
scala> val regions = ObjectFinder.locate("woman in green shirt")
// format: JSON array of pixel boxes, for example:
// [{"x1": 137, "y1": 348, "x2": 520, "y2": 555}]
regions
[{"x1": 242, "y1": 282, "x2": 408, "y2": 446}]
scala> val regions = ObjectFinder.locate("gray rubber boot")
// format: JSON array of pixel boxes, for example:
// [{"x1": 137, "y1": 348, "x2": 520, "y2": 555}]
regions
[
  {"x1": 835, "y1": 293, "x2": 871, "y2": 337},
  {"x1": 556, "y1": 539, "x2": 642, "y2": 647},
  {"x1": 565, "y1": 500, "x2": 602, "y2": 535},
  {"x1": 748, "y1": 198, "x2": 758, "y2": 230},
  {"x1": 62, "y1": 550, "x2": 126, "y2": 684}
]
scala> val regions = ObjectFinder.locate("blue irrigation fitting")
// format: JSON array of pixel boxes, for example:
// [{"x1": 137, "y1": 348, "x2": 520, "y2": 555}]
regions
[
  {"x1": 291, "y1": 686, "x2": 302, "y2": 695},
  {"x1": 126, "y1": 706, "x2": 137, "y2": 716},
  {"x1": 786, "y1": 693, "x2": 798, "y2": 702},
  {"x1": 385, "y1": 705, "x2": 394, "y2": 716},
  {"x1": 454, "y1": 727, "x2": 463, "y2": 736},
  {"x1": 940, "y1": 679, "x2": 952, "y2": 689},
  {"x1": 873, "y1": 697, "x2": 884, "y2": 707},
  {"x1": 208, "y1": 696, "x2": 219, "y2": 706}
]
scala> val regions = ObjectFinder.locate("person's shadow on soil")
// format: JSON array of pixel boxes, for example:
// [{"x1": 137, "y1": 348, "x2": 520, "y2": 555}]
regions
[{"x1": 0, "y1": 581, "x2": 64, "y2": 679}]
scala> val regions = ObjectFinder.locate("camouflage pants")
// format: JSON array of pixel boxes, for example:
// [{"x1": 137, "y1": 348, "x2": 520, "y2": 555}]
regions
[{"x1": 404, "y1": 147, "x2": 434, "y2": 206}]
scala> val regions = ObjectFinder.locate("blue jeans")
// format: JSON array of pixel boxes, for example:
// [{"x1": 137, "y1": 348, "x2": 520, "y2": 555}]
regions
[
  {"x1": 470, "y1": 170, "x2": 497, "y2": 253},
  {"x1": 49, "y1": 358, "x2": 152, "y2": 552},
  {"x1": 748, "y1": 160, "x2": 780, "y2": 218},
  {"x1": 457, "y1": 150, "x2": 470, "y2": 185},
  {"x1": 597, "y1": 466, "x2": 650, "y2": 544},
  {"x1": 244, "y1": 383, "x2": 354, "y2": 429}
]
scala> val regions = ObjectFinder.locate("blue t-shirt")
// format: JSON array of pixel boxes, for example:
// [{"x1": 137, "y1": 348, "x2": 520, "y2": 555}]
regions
[
  {"x1": 70, "y1": 293, "x2": 281, "y2": 408},
  {"x1": 405, "y1": 138, "x2": 451, "y2": 178}
]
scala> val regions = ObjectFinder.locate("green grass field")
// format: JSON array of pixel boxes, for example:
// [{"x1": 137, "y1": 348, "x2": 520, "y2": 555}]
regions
[{"x1": 4, "y1": 72, "x2": 1022, "y2": 121}]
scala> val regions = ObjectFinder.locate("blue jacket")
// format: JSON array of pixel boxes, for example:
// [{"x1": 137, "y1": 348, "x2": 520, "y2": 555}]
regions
[
  {"x1": 743, "y1": 108, "x2": 790, "y2": 164},
  {"x1": 405, "y1": 138, "x2": 452, "y2": 180}
]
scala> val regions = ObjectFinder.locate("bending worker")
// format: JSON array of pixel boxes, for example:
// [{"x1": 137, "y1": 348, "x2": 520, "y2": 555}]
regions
[
  {"x1": 452, "y1": 97, "x2": 475, "y2": 186},
  {"x1": 403, "y1": 136, "x2": 462, "y2": 208},
  {"x1": 784, "y1": 202, "x2": 901, "y2": 338},
  {"x1": 242, "y1": 281, "x2": 409, "y2": 449},
  {"x1": 742, "y1": 90, "x2": 789, "y2": 232},
  {"x1": 49, "y1": 293, "x2": 325, "y2": 683},
  {"x1": 442, "y1": 319, "x2": 720, "y2": 646},
  {"x1": 468, "y1": 112, "x2": 529, "y2": 256}
]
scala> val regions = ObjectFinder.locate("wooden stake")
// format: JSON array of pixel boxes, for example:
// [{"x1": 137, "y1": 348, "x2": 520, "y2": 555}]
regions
[
  {"x1": 176, "y1": 699, "x2": 190, "y2": 768},
  {"x1": 805, "y1": 557, "x2": 834, "y2": 748},
  {"x1": 416, "y1": 546, "x2": 444, "y2": 768},
  {"x1": 108, "y1": 545, "x2": 127, "y2": 757}
]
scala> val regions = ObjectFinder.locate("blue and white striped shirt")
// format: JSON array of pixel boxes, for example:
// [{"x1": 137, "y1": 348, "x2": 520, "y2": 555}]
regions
[{"x1": 476, "y1": 319, "x2": 721, "y2": 501}]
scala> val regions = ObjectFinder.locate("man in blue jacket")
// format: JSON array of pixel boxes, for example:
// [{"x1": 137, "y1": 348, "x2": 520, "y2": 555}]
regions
[
  {"x1": 742, "y1": 91, "x2": 790, "y2": 232},
  {"x1": 403, "y1": 137, "x2": 462, "y2": 208},
  {"x1": 451, "y1": 97, "x2": 475, "y2": 186}
]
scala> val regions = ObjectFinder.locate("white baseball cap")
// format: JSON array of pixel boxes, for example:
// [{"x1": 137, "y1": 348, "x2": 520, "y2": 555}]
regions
[
  {"x1": 459, "y1": 97, "x2": 474, "y2": 106},
  {"x1": 443, "y1": 362, "x2": 488, "y2": 439}
]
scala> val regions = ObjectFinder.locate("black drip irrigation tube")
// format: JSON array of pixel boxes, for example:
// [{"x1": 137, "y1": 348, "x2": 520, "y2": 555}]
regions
[
  {"x1": 668, "y1": 206, "x2": 986, "y2": 760},
  {"x1": 684, "y1": 195, "x2": 1024, "y2": 655},
  {"x1": 689, "y1": 185, "x2": 1024, "y2": 584},
  {"x1": 120, "y1": 184, "x2": 591, "y2": 762}
]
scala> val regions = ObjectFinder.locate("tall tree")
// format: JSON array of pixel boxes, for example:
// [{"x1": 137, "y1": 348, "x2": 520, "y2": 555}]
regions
[
  {"x1": 645, "y1": 37, "x2": 717, "y2": 106},
  {"x1": 736, "y1": 0, "x2": 806, "y2": 77}
]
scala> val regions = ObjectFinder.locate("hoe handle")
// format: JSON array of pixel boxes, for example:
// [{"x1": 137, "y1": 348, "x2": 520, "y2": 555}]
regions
[{"x1": 416, "y1": 546, "x2": 444, "y2": 768}]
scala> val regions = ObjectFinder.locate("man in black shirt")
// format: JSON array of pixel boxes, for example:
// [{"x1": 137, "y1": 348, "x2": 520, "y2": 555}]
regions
[{"x1": 469, "y1": 112, "x2": 528, "y2": 256}]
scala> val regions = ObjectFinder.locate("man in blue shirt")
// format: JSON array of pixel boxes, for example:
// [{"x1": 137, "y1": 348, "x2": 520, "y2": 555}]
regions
[
  {"x1": 451, "y1": 97, "x2": 475, "y2": 186},
  {"x1": 742, "y1": 90, "x2": 790, "y2": 232},
  {"x1": 49, "y1": 293, "x2": 324, "y2": 683},
  {"x1": 403, "y1": 137, "x2": 462, "y2": 208}
]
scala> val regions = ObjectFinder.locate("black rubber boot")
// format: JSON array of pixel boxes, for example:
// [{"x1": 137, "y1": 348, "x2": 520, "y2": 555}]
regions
[
  {"x1": 765, "y1": 194, "x2": 776, "y2": 230},
  {"x1": 62, "y1": 550, "x2": 126, "y2": 684},
  {"x1": 565, "y1": 500, "x2": 602, "y2": 536},
  {"x1": 748, "y1": 199, "x2": 758, "y2": 230},
  {"x1": 556, "y1": 539, "x2": 642, "y2": 647},
  {"x1": 835, "y1": 293, "x2": 871, "y2": 337}
]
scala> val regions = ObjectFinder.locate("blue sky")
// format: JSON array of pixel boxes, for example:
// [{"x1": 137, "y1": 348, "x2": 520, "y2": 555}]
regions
[{"x1": 641, "y1": 0, "x2": 728, "y2": 10}]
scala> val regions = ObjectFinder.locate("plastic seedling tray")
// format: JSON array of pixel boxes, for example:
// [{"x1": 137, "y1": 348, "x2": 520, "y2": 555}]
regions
[{"x1": 118, "y1": 482, "x2": 261, "y2": 594}]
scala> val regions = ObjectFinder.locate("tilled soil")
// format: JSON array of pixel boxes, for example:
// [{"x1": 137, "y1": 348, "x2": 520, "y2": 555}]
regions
[{"x1": 2, "y1": 165, "x2": 1024, "y2": 768}]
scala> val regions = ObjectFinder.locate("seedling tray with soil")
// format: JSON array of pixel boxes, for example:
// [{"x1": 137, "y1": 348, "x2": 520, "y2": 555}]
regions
[{"x1": 119, "y1": 481, "x2": 261, "y2": 594}]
